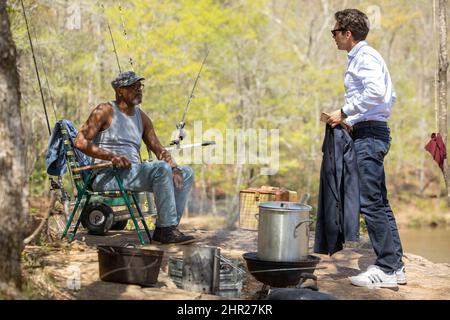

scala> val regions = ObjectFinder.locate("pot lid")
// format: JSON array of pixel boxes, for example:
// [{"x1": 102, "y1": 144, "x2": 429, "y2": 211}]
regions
[{"x1": 258, "y1": 201, "x2": 312, "y2": 211}]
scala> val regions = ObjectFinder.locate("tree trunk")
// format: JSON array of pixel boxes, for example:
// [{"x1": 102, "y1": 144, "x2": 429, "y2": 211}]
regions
[
  {"x1": 438, "y1": 0, "x2": 450, "y2": 206},
  {"x1": 0, "y1": 0, "x2": 28, "y2": 290}
]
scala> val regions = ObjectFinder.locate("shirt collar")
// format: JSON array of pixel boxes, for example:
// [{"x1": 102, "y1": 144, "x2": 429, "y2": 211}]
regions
[{"x1": 348, "y1": 40, "x2": 368, "y2": 58}]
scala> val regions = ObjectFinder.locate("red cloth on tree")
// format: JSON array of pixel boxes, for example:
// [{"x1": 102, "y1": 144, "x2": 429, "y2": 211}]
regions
[{"x1": 425, "y1": 133, "x2": 447, "y2": 171}]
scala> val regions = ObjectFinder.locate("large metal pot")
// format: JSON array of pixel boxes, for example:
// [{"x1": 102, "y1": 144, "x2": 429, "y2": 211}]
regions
[{"x1": 257, "y1": 201, "x2": 312, "y2": 262}]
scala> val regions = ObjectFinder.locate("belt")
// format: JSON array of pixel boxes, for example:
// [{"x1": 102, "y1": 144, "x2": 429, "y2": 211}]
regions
[
  {"x1": 351, "y1": 120, "x2": 390, "y2": 142},
  {"x1": 352, "y1": 120, "x2": 388, "y2": 131}
]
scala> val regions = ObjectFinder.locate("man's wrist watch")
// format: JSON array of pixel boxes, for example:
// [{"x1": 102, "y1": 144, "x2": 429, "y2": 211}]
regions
[{"x1": 340, "y1": 108, "x2": 348, "y2": 119}]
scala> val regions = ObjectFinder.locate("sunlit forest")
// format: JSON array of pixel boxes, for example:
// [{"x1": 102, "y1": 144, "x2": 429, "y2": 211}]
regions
[
  {"x1": 7, "y1": 0, "x2": 449, "y2": 226},
  {"x1": 3, "y1": 0, "x2": 450, "y2": 303}
]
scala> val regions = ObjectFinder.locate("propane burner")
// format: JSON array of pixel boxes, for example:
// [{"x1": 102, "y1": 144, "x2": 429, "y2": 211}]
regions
[{"x1": 243, "y1": 252, "x2": 322, "y2": 299}]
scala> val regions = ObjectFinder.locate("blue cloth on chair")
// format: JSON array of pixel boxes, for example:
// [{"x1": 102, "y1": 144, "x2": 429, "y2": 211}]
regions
[{"x1": 46, "y1": 120, "x2": 91, "y2": 176}]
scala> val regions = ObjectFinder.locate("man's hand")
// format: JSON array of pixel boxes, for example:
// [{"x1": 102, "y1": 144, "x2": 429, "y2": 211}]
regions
[
  {"x1": 326, "y1": 109, "x2": 345, "y2": 128},
  {"x1": 159, "y1": 149, "x2": 172, "y2": 162},
  {"x1": 172, "y1": 167, "x2": 183, "y2": 191},
  {"x1": 111, "y1": 155, "x2": 132, "y2": 169},
  {"x1": 160, "y1": 149, "x2": 182, "y2": 189},
  {"x1": 160, "y1": 149, "x2": 178, "y2": 168}
]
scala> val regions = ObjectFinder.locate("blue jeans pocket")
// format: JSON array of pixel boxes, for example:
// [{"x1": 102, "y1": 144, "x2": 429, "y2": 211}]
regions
[{"x1": 374, "y1": 139, "x2": 390, "y2": 159}]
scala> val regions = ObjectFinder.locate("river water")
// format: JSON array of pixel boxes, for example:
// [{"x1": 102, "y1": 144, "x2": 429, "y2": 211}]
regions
[{"x1": 399, "y1": 227, "x2": 450, "y2": 264}]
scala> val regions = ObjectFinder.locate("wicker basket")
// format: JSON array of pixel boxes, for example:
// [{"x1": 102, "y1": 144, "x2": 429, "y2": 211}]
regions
[{"x1": 239, "y1": 186, "x2": 298, "y2": 230}]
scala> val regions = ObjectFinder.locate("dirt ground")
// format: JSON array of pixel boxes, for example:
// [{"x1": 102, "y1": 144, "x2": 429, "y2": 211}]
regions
[{"x1": 21, "y1": 216, "x2": 450, "y2": 300}]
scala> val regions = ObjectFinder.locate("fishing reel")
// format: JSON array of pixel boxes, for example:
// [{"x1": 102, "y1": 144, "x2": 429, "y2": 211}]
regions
[
  {"x1": 167, "y1": 121, "x2": 216, "y2": 152},
  {"x1": 170, "y1": 121, "x2": 187, "y2": 147}
]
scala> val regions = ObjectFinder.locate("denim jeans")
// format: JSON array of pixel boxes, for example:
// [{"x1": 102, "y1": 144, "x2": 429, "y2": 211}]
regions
[
  {"x1": 91, "y1": 160, "x2": 194, "y2": 227},
  {"x1": 352, "y1": 121, "x2": 404, "y2": 273}
]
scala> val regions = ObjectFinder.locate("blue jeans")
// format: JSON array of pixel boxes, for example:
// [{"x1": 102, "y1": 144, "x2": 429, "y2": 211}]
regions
[
  {"x1": 91, "y1": 161, "x2": 194, "y2": 227},
  {"x1": 352, "y1": 121, "x2": 404, "y2": 273}
]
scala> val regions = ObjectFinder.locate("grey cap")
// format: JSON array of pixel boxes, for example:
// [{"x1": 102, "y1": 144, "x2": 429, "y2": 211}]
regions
[{"x1": 111, "y1": 71, "x2": 145, "y2": 89}]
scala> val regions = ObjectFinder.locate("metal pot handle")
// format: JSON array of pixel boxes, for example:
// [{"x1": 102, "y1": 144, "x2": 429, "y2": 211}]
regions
[
  {"x1": 294, "y1": 219, "x2": 313, "y2": 238},
  {"x1": 298, "y1": 273, "x2": 319, "y2": 291},
  {"x1": 255, "y1": 213, "x2": 259, "y2": 220}
]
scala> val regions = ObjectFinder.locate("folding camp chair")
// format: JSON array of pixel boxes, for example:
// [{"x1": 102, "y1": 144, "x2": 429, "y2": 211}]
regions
[{"x1": 59, "y1": 122, "x2": 152, "y2": 245}]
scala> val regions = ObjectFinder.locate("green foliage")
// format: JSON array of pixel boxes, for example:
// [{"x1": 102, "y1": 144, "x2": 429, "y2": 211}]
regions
[
  {"x1": 8, "y1": 0, "x2": 447, "y2": 219},
  {"x1": 29, "y1": 168, "x2": 47, "y2": 196}
]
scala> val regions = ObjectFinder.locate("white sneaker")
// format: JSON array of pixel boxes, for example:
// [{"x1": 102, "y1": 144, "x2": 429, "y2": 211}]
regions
[
  {"x1": 349, "y1": 265, "x2": 398, "y2": 288},
  {"x1": 396, "y1": 266, "x2": 407, "y2": 285}
]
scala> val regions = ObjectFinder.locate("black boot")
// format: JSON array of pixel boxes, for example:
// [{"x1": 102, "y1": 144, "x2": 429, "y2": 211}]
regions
[{"x1": 152, "y1": 226, "x2": 195, "y2": 245}]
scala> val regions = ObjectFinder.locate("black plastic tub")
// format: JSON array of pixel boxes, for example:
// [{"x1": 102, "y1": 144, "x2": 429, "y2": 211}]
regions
[
  {"x1": 243, "y1": 252, "x2": 321, "y2": 287},
  {"x1": 97, "y1": 246, "x2": 164, "y2": 287}
]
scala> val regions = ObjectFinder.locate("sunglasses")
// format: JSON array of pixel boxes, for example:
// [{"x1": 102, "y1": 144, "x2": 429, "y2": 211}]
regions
[
  {"x1": 331, "y1": 28, "x2": 347, "y2": 37},
  {"x1": 126, "y1": 82, "x2": 145, "y2": 91}
]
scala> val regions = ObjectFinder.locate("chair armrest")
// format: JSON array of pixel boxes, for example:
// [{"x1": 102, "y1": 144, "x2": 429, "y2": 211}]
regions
[{"x1": 72, "y1": 162, "x2": 113, "y2": 173}]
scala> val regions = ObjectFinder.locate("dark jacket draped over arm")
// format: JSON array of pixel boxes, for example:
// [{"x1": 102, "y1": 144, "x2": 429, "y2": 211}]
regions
[{"x1": 314, "y1": 124, "x2": 360, "y2": 255}]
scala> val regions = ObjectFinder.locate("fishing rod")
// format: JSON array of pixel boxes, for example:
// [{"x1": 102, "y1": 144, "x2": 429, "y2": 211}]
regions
[
  {"x1": 114, "y1": 3, "x2": 150, "y2": 162},
  {"x1": 100, "y1": 2, "x2": 157, "y2": 214},
  {"x1": 170, "y1": 50, "x2": 210, "y2": 149},
  {"x1": 102, "y1": 4, "x2": 214, "y2": 155},
  {"x1": 20, "y1": 0, "x2": 70, "y2": 240},
  {"x1": 39, "y1": 56, "x2": 58, "y2": 120},
  {"x1": 118, "y1": 3, "x2": 135, "y2": 71},
  {"x1": 30, "y1": 14, "x2": 69, "y2": 210},
  {"x1": 165, "y1": 141, "x2": 216, "y2": 152},
  {"x1": 20, "y1": 0, "x2": 51, "y2": 135},
  {"x1": 100, "y1": 3, "x2": 122, "y2": 73},
  {"x1": 29, "y1": 23, "x2": 58, "y2": 121}
]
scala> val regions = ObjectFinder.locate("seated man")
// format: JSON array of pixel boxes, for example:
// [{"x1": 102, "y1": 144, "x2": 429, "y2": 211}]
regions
[{"x1": 74, "y1": 71, "x2": 195, "y2": 245}]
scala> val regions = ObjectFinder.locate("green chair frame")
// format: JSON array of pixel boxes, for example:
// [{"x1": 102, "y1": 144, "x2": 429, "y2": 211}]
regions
[{"x1": 59, "y1": 122, "x2": 152, "y2": 245}]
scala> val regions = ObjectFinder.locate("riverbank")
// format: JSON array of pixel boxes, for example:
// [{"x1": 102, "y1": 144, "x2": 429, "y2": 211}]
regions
[
  {"x1": 391, "y1": 198, "x2": 450, "y2": 228},
  {"x1": 17, "y1": 216, "x2": 450, "y2": 300},
  {"x1": 26, "y1": 196, "x2": 450, "y2": 264}
]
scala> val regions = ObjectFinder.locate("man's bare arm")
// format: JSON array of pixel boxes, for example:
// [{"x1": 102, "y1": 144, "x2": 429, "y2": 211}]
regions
[
  {"x1": 74, "y1": 104, "x2": 111, "y2": 160},
  {"x1": 141, "y1": 111, "x2": 177, "y2": 168},
  {"x1": 141, "y1": 111, "x2": 183, "y2": 189},
  {"x1": 74, "y1": 104, "x2": 131, "y2": 168}
]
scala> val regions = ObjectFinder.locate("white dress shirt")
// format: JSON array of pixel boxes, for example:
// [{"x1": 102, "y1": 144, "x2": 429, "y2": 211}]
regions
[{"x1": 342, "y1": 40, "x2": 396, "y2": 126}]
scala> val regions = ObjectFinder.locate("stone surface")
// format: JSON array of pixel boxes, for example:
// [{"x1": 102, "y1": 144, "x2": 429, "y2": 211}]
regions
[{"x1": 23, "y1": 220, "x2": 450, "y2": 300}]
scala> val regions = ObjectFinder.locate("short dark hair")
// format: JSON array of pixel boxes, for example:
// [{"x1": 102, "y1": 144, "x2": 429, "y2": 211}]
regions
[{"x1": 334, "y1": 9, "x2": 370, "y2": 41}]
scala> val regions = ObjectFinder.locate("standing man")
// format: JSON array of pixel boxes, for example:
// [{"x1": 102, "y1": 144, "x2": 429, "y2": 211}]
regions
[
  {"x1": 74, "y1": 71, "x2": 195, "y2": 245},
  {"x1": 326, "y1": 9, "x2": 405, "y2": 287}
]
